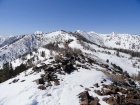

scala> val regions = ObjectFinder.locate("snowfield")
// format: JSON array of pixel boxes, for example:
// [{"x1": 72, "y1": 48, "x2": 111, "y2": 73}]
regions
[
  {"x1": 0, "y1": 65, "x2": 110, "y2": 105},
  {"x1": 0, "y1": 30, "x2": 140, "y2": 105}
]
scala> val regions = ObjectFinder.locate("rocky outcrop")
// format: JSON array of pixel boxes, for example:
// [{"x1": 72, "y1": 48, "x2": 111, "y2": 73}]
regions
[{"x1": 78, "y1": 91, "x2": 100, "y2": 105}]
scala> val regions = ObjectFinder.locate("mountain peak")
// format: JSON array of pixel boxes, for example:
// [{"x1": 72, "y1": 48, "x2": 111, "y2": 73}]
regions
[
  {"x1": 111, "y1": 32, "x2": 115, "y2": 36},
  {"x1": 34, "y1": 31, "x2": 44, "y2": 35}
]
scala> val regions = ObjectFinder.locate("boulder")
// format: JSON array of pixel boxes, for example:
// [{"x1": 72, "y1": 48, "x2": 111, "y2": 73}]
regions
[
  {"x1": 40, "y1": 74, "x2": 45, "y2": 78},
  {"x1": 38, "y1": 85, "x2": 46, "y2": 90},
  {"x1": 47, "y1": 82, "x2": 52, "y2": 87},
  {"x1": 90, "y1": 101, "x2": 98, "y2": 105},
  {"x1": 103, "y1": 89, "x2": 112, "y2": 95},
  {"x1": 80, "y1": 85, "x2": 84, "y2": 87},
  {"x1": 78, "y1": 91, "x2": 90, "y2": 101},
  {"x1": 33, "y1": 66, "x2": 41, "y2": 73},
  {"x1": 120, "y1": 88, "x2": 127, "y2": 94},
  {"x1": 43, "y1": 72, "x2": 54, "y2": 82},
  {"x1": 94, "y1": 83, "x2": 99, "y2": 88},
  {"x1": 49, "y1": 57, "x2": 53, "y2": 59},
  {"x1": 94, "y1": 90, "x2": 102, "y2": 96},
  {"x1": 80, "y1": 99, "x2": 88, "y2": 105},
  {"x1": 90, "y1": 97, "x2": 100, "y2": 105},
  {"x1": 102, "y1": 84, "x2": 108, "y2": 88},
  {"x1": 107, "y1": 97, "x2": 118, "y2": 105},
  {"x1": 54, "y1": 79, "x2": 60, "y2": 86},
  {"x1": 108, "y1": 84, "x2": 114, "y2": 90},
  {"x1": 111, "y1": 87, "x2": 119, "y2": 94},
  {"x1": 35, "y1": 78, "x2": 44, "y2": 85},
  {"x1": 12, "y1": 79, "x2": 19, "y2": 83},
  {"x1": 47, "y1": 94, "x2": 52, "y2": 96},
  {"x1": 102, "y1": 97, "x2": 108, "y2": 102},
  {"x1": 103, "y1": 79, "x2": 106, "y2": 82},
  {"x1": 85, "y1": 88, "x2": 91, "y2": 91},
  {"x1": 21, "y1": 80, "x2": 25, "y2": 82}
]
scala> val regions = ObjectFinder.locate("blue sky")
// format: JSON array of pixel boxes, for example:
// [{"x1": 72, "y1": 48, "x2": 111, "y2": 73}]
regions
[{"x1": 0, "y1": 0, "x2": 140, "y2": 36}]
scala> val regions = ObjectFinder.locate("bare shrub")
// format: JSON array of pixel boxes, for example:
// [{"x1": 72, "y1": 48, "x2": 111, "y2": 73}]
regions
[
  {"x1": 102, "y1": 70, "x2": 125, "y2": 83},
  {"x1": 55, "y1": 54, "x2": 62, "y2": 60},
  {"x1": 131, "y1": 72, "x2": 140, "y2": 81}
]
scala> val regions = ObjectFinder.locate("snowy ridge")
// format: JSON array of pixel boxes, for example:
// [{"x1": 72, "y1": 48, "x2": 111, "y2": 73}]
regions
[
  {"x1": 104, "y1": 33, "x2": 140, "y2": 51},
  {"x1": 0, "y1": 29, "x2": 140, "y2": 105},
  {"x1": 0, "y1": 35, "x2": 25, "y2": 48},
  {"x1": 0, "y1": 36, "x2": 5, "y2": 45},
  {"x1": 34, "y1": 31, "x2": 44, "y2": 35},
  {"x1": 76, "y1": 30, "x2": 140, "y2": 51},
  {"x1": 0, "y1": 30, "x2": 140, "y2": 67},
  {"x1": 75, "y1": 30, "x2": 104, "y2": 46},
  {"x1": 0, "y1": 30, "x2": 75, "y2": 67},
  {"x1": 0, "y1": 63, "x2": 110, "y2": 105}
]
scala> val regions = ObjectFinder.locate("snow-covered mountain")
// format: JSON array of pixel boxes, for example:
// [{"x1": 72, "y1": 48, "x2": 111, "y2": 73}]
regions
[
  {"x1": 76, "y1": 30, "x2": 140, "y2": 51},
  {"x1": 0, "y1": 30, "x2": 72, "y2": 67},
  {"x1": 0, "y1": 30, "x2": 140, "y2": 68},
  {"x1": 0, "y1": 30, "x2": 140, "y2": 105}
]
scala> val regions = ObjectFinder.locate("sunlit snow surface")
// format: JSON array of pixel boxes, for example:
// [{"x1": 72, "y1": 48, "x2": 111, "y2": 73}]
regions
[
  {"x1": 0, "y1": 64, "x2": 110, "y2": 105},
  {"x1": 0, "y1": 30, "x2": 140, "y2": 105}
]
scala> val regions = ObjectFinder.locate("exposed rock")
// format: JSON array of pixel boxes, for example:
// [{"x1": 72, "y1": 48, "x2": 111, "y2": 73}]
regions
[
  {"x1": 78, "y1": 91, "x2": 90, "y2": 102},
  {"x1": 47, "y1": 94, "x2": 52, "y2": 96},
  {"x1": 33, "y1": 66, "x2": 41, "y2": 73},
  {"x1": 120, "y1": 88, "x2": 127, "y2": 94},
  {"x1": 62, "y1": 62, "x2": 75, "y2": 74},
  {"x1": 80, "y1": 99, "x2": 88, "y2": 105},
  {"x1": 102, "y1": 84, "x2": 108, "y2": 88},
  {"x1": 21, "y1": 80, "x2": 25, "y2": 82},
  {"x1": 78, "y1": 91, "x2": 100, "y2": 105},
  {"x1": 103, "y1": 79, "x2": 106, "y2": 82},
  {"x1": 94, "y1": 83, "x2": 99, "y2": 88},
  {"x1": 38, "y1": 85, "x2": 46, "y2": 90},
  {"x1": 12, "y1": 79, "x2": 19, "y2": 83},
  {"x1": 106, "y1": 97, "x2": 118, "y2": 105},
  {"x1": 90, "y1": 97, "x2": 100, "y2": 105},
  {"x1": 47, "y1": 82, "x2": 52, "y2": 87},
  {"x1": 35, "y1": 78, "x2": 44, "y2": 85},
  {"x1": 54, "y1": 79, "x2": 60, "y2": 86},
  {"x1": 102, "y1": 97, "x2": 108, "y2": 102},
  {"x1": 94, "y1": 90, "x2": 102, "y2": 96},
  {"x1": 80, "y1": 85, "x2": 84, "y2": 87},
  {"x1": 111, "y1": 87, "x2": 119, "y2": 94},
  {"x1": 101, "y1": 81, "x2": 104, "y2": 83},
  {"x1": 108, "y1": 84, "x2": 114, "y2": 90},
  {"x1": 49, "y1": 57, "x2": 53, "y2": 59},
  {"x1": 85, "y1": 88, "x2": 91, "y2": 91},
  {"x1": 40, "y1": 74, "x2": 45, "y2": 78},
  {"x1": 76, "y1": 64, "x2": 82, "y2": 67}
]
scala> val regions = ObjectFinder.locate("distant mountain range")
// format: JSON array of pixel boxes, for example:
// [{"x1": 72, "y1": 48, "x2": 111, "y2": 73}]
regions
[
  {"x1": 0, "y1": 30, "x2": 140, "y2": 67},
  {"x1": 0, "y1": 30, "x2": 140, "y2": 105}
]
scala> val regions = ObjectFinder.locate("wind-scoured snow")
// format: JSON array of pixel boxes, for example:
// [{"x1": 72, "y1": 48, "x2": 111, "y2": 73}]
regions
[
  {"x1": 0, "y1": 62, "x2": 110, "y2": 105},
  {"x1": 0, "y1": 30, "x2": 140, "y2": 105},
  {"x1": 76, "y1": 30, "x2": 140, "y2": 51},
  {"x1": 0, "y1": 30, "x2": 75, "y2": 67}
]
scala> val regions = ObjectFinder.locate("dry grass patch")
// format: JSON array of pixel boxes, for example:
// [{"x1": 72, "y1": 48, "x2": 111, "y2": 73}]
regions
[
  {"x1": 131, "y1": 72, "x2": 140, "y2": 82},
  {"x1": 102, "y1": 70, "x2": 125, "y2": 83}
]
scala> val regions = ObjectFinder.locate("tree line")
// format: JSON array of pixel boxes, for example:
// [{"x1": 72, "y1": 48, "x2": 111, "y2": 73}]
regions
[{"x1": 0, "y1": 63, "x2": 27, "y2": 83}]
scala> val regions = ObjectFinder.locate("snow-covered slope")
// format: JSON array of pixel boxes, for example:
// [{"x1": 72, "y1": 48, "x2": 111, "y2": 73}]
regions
[
  {"x1": 0, "y1": 30, "x2": 140, "y2": 67},
  {"x1": 103, "y1": 32, "x2": 140, "y2": 51},
  {"x1": 0, "y1": 35, "x2": 24, "y2": 48},
  {"x1": 75, "y1": 30, "x2": 104, "y2": 46},
  {"x1": 0, "y1": 30, "x2": 75, "y2": 67},
  {"x1": 76, "y1": 30, "x2": 140, "y2": 51},
  {"x1": 0, "y1": 29, "x2": 140, "y2": 105},
  {"x1": 0, "y1": 36, "x2": 5, "y2": 45},
  {"x1": 0, "y1": 63, "x2": 110, "y2": 105}
]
